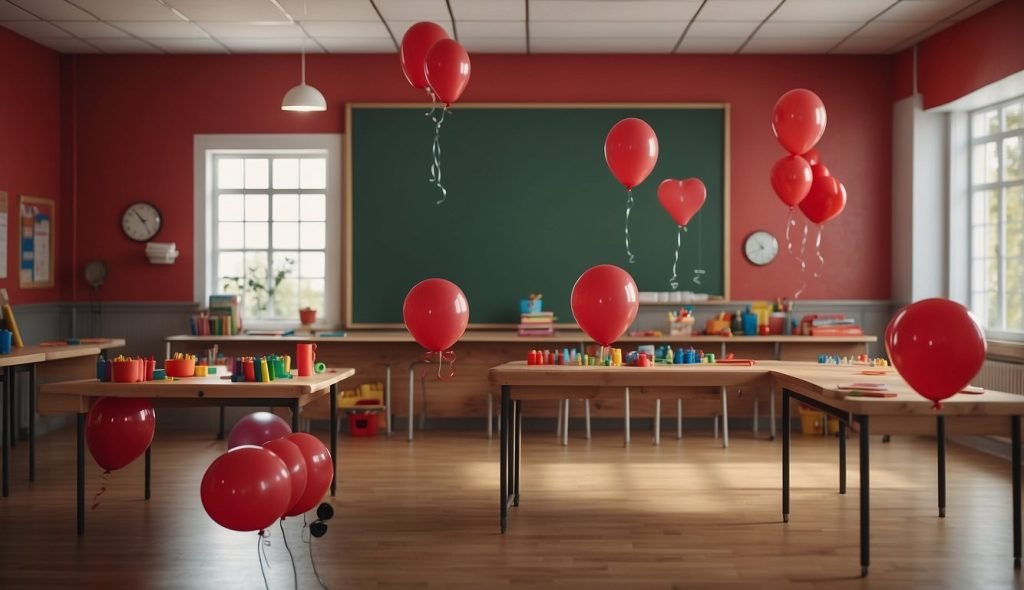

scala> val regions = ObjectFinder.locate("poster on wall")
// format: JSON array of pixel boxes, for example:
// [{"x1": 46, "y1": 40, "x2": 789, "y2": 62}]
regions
[
  {"x1": 0, "y1": 192, "x2": 8, "y2": 279},
  {"x1": 19, "y1": 195, "x2": 54, "y2": 289}
]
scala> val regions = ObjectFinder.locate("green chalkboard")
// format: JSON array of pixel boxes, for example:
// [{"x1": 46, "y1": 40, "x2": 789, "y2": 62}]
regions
[{"x1": 345, "y1": 104, "x2": 728, "y2": 326}]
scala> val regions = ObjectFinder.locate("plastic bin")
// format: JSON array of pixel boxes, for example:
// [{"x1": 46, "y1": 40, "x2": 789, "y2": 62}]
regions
[
  {"x1": 348, "y1": 411, "x2": 379, "y2": 437},
  {"x1": 799, "y1": 407, "x2": 840, "y2": 435}
]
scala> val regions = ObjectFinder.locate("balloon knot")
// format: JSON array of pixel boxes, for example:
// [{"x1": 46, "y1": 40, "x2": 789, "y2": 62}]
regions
[{"x1": 932, "y1": 401, "x2": 943, "y2": 411}]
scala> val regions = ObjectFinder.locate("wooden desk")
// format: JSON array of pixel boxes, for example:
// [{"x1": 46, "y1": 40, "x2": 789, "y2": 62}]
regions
[
  {"x1": 488, "y1": 360, "x2": 1024, "y2": 576},
  {"x1": 39, "y1": 368, "x2": 355, "y2": 536},
  {"x1": 0, "y1": 350, "x2": 47, "y2": 497}
]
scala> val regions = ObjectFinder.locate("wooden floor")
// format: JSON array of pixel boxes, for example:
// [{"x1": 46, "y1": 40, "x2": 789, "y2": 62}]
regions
[{"x1": 0, "y1": 425, "x2": 1021, "y2": 589}]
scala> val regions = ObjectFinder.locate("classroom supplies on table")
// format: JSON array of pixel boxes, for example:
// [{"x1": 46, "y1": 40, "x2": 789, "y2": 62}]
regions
[
  {"x1": 668, "y1": 308, "x2": 695, "y2": 335},
  {"x1": 296, "y1": 343, "x2": 316, "y2": 376},
  {"x1": 801, "y1": 314, "x2": 864, "y2": 336},
  {"x1": 164, "y1": 353, "x2": 196, "y2": 378}
]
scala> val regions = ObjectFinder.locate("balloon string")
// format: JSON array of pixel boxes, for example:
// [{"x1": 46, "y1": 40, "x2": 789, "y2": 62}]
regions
[
  {"x1": 812, "y1": 224, "x2": 825, "y2": 279},
  {"x1": 258, "y1": 531, "x2": 271, "y2": 590},
  {"x1": 933, "y1": 401, "x2": 943, "y2": 411},
  {"x1": 429, "y1": 106, "x2": 449, "y2": 204},
  {"x1": 302, "y1": 513, "x2": 332, "y2": 590},
  {"x1": 422, "y1": 350, "x2": 457, "y2": 381},
  {"x1": 693, "y1": 213, "x2": 705, "y2": 286},
  {"x1": 669, "y1": 225, "x2": 681, "y2": 290},
  {"x1": 90, "y1": 470, "x2": 110, "y2": 511},
  {"x1": 424, "y1": 87, "x2": 437, "y2": 118},
  {"x1": 624, "y1": 189, "x2": 636, "y2": 264},
  {"x1": 792, "y1": 214, "x2": 809, "y2": 300},
  {"x1": 280, "y1": 519, "x2": 298, "y2": 590}
]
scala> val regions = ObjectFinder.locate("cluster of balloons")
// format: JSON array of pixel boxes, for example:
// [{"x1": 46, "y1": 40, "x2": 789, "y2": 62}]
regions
[
  {"x1": 885, "y1": 299, "x2": 986, "y2": 409},
  {"x1": 86, "y1": 397, "x2": 156, "y2": 471},
  {"x1": 770, "y1": 89, "x2": 846, "y2": 225},
  {"x1": 400, "y1": 22, "x2": 470, "y2": 107},
  {"x1": 201, "y1": 412, "x2": 333, "y2": 533}
]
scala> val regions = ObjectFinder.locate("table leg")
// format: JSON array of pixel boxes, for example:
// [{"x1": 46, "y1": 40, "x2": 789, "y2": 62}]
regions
[
  {"x1": 839, "y1": 420, "x2": 847, "y2": 495},
  {"x1": 561, "y1": 400, "x2": 569, "y2": 447},
  {"x1": 487, "y1": 393, "x2": 493, "y2": 440},
  {"x1": 624, "y1": 388, "x2": 631, "y2": 447},
  {"x1": 677, "y1": 399, "x2": 682, "y2": 440},
  {"x1": 10, "y1": 371, "x2": 17, "y2": 448},
  {"x1": 385, "y1": 364, "x2": 392, "y2": 437},
  {"x1": 330, "y1": 383, "x2": 338, "y2": 496},
  {"x1": 28, "y1": 364, "x2": 35, "y2": 482},
  {"x1": 753, "y1": 395, "x2": 759, "y2": 439},
  {"x1": 720, "y1": 387, "x2": 729, "y2": 449},
  {"x1": 769, "y1": 385, "x2": 776, "y2": 441},
  {"x1": 144, "y1": 445, "x2": 151, "y2": 500},
  {"x1": 654, "y1": 399, "x2": 661, "y2": 446},
  {"x1": 859, "y1": 414, "x2": 871, "y2": 577},
  {"x1": 937, "y1": 415, "x2": 946, "y2": 518},
  {"x1": 782, "y1": 389, "x2": 790, "y2": 523},
  {"x1": 216, "y1": 406, "x2": 225, "y2": 440},
  {"x1": 1012, "y1": 415, "x2": 1021, "y2": 569},
  {"x1": 500, "y1": 386, "x2": 510, "y2": 534},
  {"x1": 77, "y1": 413, "x2": 85, "y2": 536},
  {"x1": 290, "y1": 400, "x2": 300, "y2": 433},
  {"x1": 513, "y1": 400, "x2": 521, "y2": 506},
  {"x1": 556, "y1": 400, "x2": 562, "y2": 438},
  {"x1": 1, "y1": 369, "x2": 9, "y2": 498},
  {"x1": 584, "y1": 399, "x2": 591, "y2": 440},
  {"x1": 408, "y1": 366, "x2": 415, "y2": 442}
]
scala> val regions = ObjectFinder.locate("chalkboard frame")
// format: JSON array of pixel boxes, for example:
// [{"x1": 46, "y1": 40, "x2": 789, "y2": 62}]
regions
[{"x1": 343, "y1": 102, "x2": 730, "y2": 328}]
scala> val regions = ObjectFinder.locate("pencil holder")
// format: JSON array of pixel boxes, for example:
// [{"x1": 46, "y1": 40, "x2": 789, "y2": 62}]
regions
[
  {"x1": 164, "y1": 358, "x2": 196, "y2": 378},
  {"x1": 110, "y1": 360, "x2": 137, "y2": 383}
]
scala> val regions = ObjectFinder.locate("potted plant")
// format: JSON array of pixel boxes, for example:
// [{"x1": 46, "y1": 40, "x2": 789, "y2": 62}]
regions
[{"x1": 299, "y1": 307, "x2": 317, "y2": 325}]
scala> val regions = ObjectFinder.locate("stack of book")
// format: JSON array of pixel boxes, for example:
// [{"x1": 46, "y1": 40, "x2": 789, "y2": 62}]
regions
[
  {"x1": 518, "y1": 311, "x2": 554, "y2": 336},
  {"x1": 190, "y1": 294, "x2": 243, "y2": 336},
  {"x1": 804, "y1": 314, "x2": 863, "y2": 336}
]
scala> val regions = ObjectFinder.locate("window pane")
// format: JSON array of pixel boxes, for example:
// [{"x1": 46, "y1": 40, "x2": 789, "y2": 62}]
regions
[
  {"x1": 1008, "y1": 287, "x2": 1023, "y2": 333},
  {"x1": 1008, "y1": 224, "x2": 1023, "y2": 258},
  {"x1": 245, "y1": 194, "x2": 268, "y2": 221},
  {"x1": 244, "y1": 158, "x2": 269, "y2": 189},
  {"x1": 273, "y1": 278, "x2": 299, "y2": 318},
  {"x1": 299, "y1": 278, "x2": 325, "y2": 311},
  {"x1": 1005, "y1": 103, "x2": 1022, "y2": 131},
  {"x1": 218, "y1": 222, "x2": 244, "y2": 249},
  {"x1": 241, "y1": 251, "x2": 268, "y2": 318},
  {"x1": 972, "y1": 142, "x2": 999, "y2": 185},
  {"x1": 300, "y1": 194, "x2": 326, "y2": 221},
  {"x1": 972, "y1": 190, "x2": 998, "y2": 225},
  {"x1": 972, "y1": 225, "x2": 999, "y2": 258},
  {"x1": 272, "y1": 158, "x2": 300, "y2": 189},
  {"x1": 218, "y1": 251, "x2": 244, "y2": 281},
  {"x1": 217, "y1": 158, "x2": 244, "y2": 189},
  {"x1": 1009, "y1": 186, "x2": 1024, "y2": 224},
  {"x1": 218, "y1": 194, "x2": 244, "y2": 221},
  {"x1": 272, "y1": 251, "x2": 298, "y2": 277},
  {"x1": 987, "y1": 290, "x2": 1001, "y2": 329},
  {"x1": 299, "y1": 222, "x2": 325, "y2": 249},
  {"x1": 273, "y1": 221, "x2": 300, "y2": 249},
  {"x1": 972, "y1": 291, "x2": 998, "y2": 329},
  {"x1": 1004, "y1": 136, "x2": 1022, "y2": 182},
  {"x1": 273, "y1": 194, "x2": 299, "y2": 221},
  {"x1": 300, "y1": 251, "x2": 325, "y2": 278},
  {"x1": 245, "y1": 221, "x2": 268, "y2": 248},
  {"x1": 300, "y1": 158, "x2": 326, "y2": 189},
  {"x1": 971, "y1": 259, "x2": 985, "y2": 292}
]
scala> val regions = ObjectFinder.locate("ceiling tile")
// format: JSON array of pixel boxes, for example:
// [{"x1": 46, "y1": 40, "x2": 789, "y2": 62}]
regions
[
  {"x1": 855, "y1": 20, "x2": 933, "y2": 38},
  {"x1": 9, "y1": 0, "x2": 93, "y2": 20},
  {"x1": 64, "y1": 0, "x2": 183, "y2": 21},
  {"x1": 675, "y1": 36, "x2": 746, "y2": 53},
  {"x1": 277, "y1": 0, "x2": 379, "y2": 21},
  {"x1": 150, "y1": 38, "x2": 229, "y2": 52},
  {"x1": 756, "y1": 20, "x2": 862, "y2": 38},
  {"x1": 374, "y1": 0, "x2": 449, "y2": 21},
  {"x1": 450, "y1": 0, "x2": 524, "y2": 21},
  {"x1": 113, "y1": 20, "x2": 209, "y2": 38},
  {"x1": 697, "y1": 0, "x2": 781, "y2": 22},
  {"x1": 199, "y1": 21, "x2": 304, "y2": 38},
  {"x1": 388, "y1": 19, "x2": 453, "y2": 39},
  {"x1": 302, "y1": 20, "x2": 389, "y2": 37},
  {"x1": 685, "y1": 21, "x2": 759, "y2": 37},
  {"x1": 1, "y1": 19, "x2": 68, "y2": 36},
  {"x1": 316, "y1": 36, "x2": 397, "y2": 52},
  {"x1": 219, "y1": 37, "x2": 325, "y2": 52},
  {"x1": 531, "y1": 37, "x2": 677, "y2": 53},
  {"x1": 531, "y1": 21, "x2": 685, "y2": 38},
  {"x1": 0, "y1": 0, "x2": 37, "y2": 19},
  {"x1": 35, "y1": 37, "x2": 98, "y2": 51},
  {"x1": 741, "y1": 36, "x2": 837, "y2": 53},
  {"x1": 531, "y1": 1, "x2": 701, "y2": 22},
  {"x1": 947, "y1": 0, "x2": 1002, "y2": 21},
  {"x1": 831, "y1": 36, "x2": 901, "y2": 54},
  {"x1": 876, "y1": 0, "x2": 977, "y2": 22},
  {"x1": 54, "y1": 19, "x2": 128, "y2": 37},
  {"x1": 770, "y1": 0, "x2": 894, "y2": 22},
  {"x1": 163, "y1": 0, "x2": 290, "y2": 22},
  {"x1": 89, "y1": 37, "x2": 161, "y2": 52},
  {"x1": 458, "y1": 20, "x2": 523, "y2": 37},
  {"x1": 460, "y1": 36, "x2": 526, "y2": 53}
]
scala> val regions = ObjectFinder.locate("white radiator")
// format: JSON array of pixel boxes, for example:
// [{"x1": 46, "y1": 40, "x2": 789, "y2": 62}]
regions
[{"x1": 975, "y1": 359, "x2": 1024, "y2": 396}]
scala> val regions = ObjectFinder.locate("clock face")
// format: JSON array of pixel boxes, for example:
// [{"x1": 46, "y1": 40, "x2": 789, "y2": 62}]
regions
[
  {"x1": 744, "y1": 231, "x2": 778, "y2": 266},
  {"x1": 121, "y1": 202, "x2": 162, "y2": 242}
]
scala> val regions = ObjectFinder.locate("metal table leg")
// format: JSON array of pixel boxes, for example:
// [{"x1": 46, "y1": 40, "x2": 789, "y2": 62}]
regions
[
  {"x1": 676, "y1": 399, "x2": 682, "y2": 440},
  {"x1": 624, "y1": 388, "x2": 631, "y2": 446},
  {"x1": 654, "y1": 399, "x2": 661, "y2": 446},
  {"x1": 720, "y1": 387, "x2": 729, "y2": 449},
  {"x1": 584, "y1": 399, "x2": 591, "y2": 440},
  {"x1": 9, "y1": 371, "x2": 17, "y2": 448},
  {"x1": 561, "y1": 399, "x2": 569, "y2": 447},
  {"x1": 330, "y1": 383, "x2": 338, "y2": 496},
  {"x1": 839, "y1": 420, "x2": 847, "y2": 494},
  {"x1": 290, "y1": 400, "x2": 300, "y2": 432},
  {"x1": 216, "y1": 406, "x2": 225, "y2": 440},
  {"x1": 937, "y1": 415, "x2": 946, "y2": 518},
  {"x1": 513, "y1": 400, "x2": 521, "y2": 506},
  {"x1": 77, "y1": 413, "x2": 85, "y2": 536},
  {"x1": 1012, "y1": 415, "x2": 1021, "y2": 569},
  {"x1": 408, "y1": 366, "x2": 415, "y2": 442},
  {"x1": 28, "y1": 364, "x2": 36, "y2": 482},
  {"x1": 556, "y1": 400, "x2": 562, "y2": 438},
  {"x1": 144, "y1": 445, "x2": 151, "y2": 500},
  {"x1": 753, "y1": 395, "x2": 759, "y2": 439},
  {"x1": 2, "y1": 369, "x2": 8, "y2": 497},
  {"x1": 500, "y1": 385, "x2": 510, "y2": 534},
  {"x1": 859, "y1": 414, "x2": 871, "y2": 577},
  {"x1": 487, "y1": 393, "x2": 493, "y2": 440},
  {"x1": 385, "y1": 364, "x2": 392, "y2": 436},
  {"x1": 782, "y1": 389, "x2": 790, "y2": 523},
  {"x1": 769, "y1": 385, "x2": 776, "y2": 441}
]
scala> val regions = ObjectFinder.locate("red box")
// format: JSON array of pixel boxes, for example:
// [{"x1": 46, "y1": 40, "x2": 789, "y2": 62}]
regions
[{"x1": 348, "y1": 411, "x2": 378, "y2": 437}]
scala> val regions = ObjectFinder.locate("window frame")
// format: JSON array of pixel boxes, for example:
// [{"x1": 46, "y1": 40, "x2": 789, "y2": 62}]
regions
[{"x1": 194, "y1": 134, "x2": 342, "y2": 330}]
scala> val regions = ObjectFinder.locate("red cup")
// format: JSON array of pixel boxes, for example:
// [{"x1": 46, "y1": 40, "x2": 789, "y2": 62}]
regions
[
  {"x1": 110, "y1": 361, "x2": 136, "y2": 383},
  {"x1": 145, "y1": 359, "x2": 156, "y2": 381},
  {"x1": 243, "y1": 359, "x2": 256, "y2": 382},
  {"x1": 296, "y1": 343, "x2": 316, "y2": 376}
]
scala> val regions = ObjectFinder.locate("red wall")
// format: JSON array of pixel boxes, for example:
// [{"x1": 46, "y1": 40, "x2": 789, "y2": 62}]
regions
[
  {"x1": 0, "y1": 27, "x2": 62, "y2": 304},
  {"x1": 70, "y1": 53, "x2": 893, "y2": 303}
]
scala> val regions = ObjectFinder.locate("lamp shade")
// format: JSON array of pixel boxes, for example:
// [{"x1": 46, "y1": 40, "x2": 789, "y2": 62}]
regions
[{"x1": 281, "y1": 83, "x2": 326, "y2": 112}]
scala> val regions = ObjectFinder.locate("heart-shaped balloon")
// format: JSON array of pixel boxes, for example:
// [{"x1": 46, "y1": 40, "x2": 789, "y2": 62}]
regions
[
  {"x1": 799, "y1": 175, "x2": 846, "y2": 225},
  {"x1": 657, "y1": 178, "x2": 706, "y2": 227}
]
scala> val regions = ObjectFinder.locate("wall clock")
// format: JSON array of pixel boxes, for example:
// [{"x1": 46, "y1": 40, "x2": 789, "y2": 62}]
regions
[
  {"x1": 121, "y1": 202, "x2": 162, "y2": 242},
  {"x1": 743, "y1": 231, "x2": 778, "y2": 266}
]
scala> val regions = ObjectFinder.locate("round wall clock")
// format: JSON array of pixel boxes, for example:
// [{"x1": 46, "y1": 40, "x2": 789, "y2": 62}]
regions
[
  {"x1": 743, "y1": 231, "x2": 779, "y2": 266},
  {"x1": 121, "y1": 202, "x2": 162, "y2": 242}
]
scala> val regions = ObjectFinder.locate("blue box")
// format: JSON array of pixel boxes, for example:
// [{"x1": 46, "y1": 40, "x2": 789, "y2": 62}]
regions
[{"x1": 520, "y1": 299, "x2": 543, "y2": 314}]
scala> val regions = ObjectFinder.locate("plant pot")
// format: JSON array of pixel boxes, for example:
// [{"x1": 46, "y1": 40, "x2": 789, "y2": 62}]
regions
[{"x1": 299, "y1": 307, "x2": 317, "y2": 325}]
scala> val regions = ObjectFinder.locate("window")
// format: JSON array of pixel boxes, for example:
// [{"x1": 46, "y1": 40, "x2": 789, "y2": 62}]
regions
[
  {"x1": 970, "y1": 97, "x2": 1024, "y2": 334},
  {"x1": 195, "y1": 135, "x2": 341, "y2": 328}
]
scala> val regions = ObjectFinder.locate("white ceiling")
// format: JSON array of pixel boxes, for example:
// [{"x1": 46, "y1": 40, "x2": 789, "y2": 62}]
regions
[{"x1": 0, "y1": 0, "x2": 1006, "y2": 55}]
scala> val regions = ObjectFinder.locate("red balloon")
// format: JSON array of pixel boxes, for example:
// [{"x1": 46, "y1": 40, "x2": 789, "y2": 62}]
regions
[
  {"x1": 424, "y1": 39, "x2": 470, "y2": 106},
  {"x1": 571, "y1": 265, "x2": 639, "y2": 346},
  {"x1": 604, "y1": 118, "x2": 659, "y2": 190},
  {"x1": 263, "y1": 438, "x2": 308, "y2": 515},
  {"x1": 227, "y1": 411, "x2": 291, "y2": 449},
  {"x1": 802, "y1": 148, "x2": 820, "y2": 167},
  {"x1": 400, "y1": 22, "x2": 448, "y2": 90},
  {"x1": 885, "y1": 299, "x2": 986, "y2": 408},
  {"x1": 285, "y1": 433, "x2": 333, "y2": 517},
  {"x1": 770, "y1": 155, "x2": 812, "y2": 207},
  {"x1": 657, "y1": 178, "x2": 706, "y2": 226},
  {"x1": 799, "y1": 175, "x2": 847, "y2": 224},
  {"x1": 86, "y1": 397, "x2": 155, "y2": 471},
  {"x1": 811, "y1": 163, "x2": 831, "y2": 178},
  {"x1": 772, "y1": 89, "x2": 827, "y2": 156},
  {"x1": 201, "y1": 446, "x2": 292, "y2": 532},
  {"x1": 403, "y1": 278, "x2": 470, "y2": 352}
]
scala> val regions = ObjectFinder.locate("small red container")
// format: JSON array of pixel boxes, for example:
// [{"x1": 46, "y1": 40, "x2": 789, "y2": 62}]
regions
[
  {"x1": 145, "y1": 359, "x2": 156, "y2": 381},
  {"x1": 164, "y1": 358, "x2": 196, "y2": 378},
  {"x1": 348, "y1": 411, "x2": 379, "y2": 437},
  {"x1": 110, "y1": 361, "x2": 137, "y2": 383}
]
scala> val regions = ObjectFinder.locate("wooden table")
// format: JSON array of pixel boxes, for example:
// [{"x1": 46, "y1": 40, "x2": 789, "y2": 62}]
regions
[
  {"x1": 39, "y1": 368, "x2": 355, "y2": 536},
  {"x1": 488, "y1": 360, "x2": 1024, "y2": 577},
  {"x1": 0, "y1": 349, "x2": 46, "y2": 497}
]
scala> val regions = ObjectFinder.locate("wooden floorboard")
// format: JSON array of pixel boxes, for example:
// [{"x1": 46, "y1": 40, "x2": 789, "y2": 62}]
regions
[{"x1": 0, "y1": 426, "x2": 1021, "y2": 589}]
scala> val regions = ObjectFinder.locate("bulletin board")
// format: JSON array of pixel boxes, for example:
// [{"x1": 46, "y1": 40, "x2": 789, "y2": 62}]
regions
[{"x1": 19, "y1": 195, "x2": 54, "y2": 289}]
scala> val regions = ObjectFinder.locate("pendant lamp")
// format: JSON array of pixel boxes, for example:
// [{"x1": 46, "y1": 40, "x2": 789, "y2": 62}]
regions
[{"x1": 282, "y1": 1, "x2": 326, "y2": 112}]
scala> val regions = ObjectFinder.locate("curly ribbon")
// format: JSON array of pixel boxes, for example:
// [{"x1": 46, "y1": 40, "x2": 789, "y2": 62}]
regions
[
  {"x1": 301, "y1": 513, "x2": 332, "y2": 590},
  {"x1": 424, "y1": 87, "x2": 438, "y2": 119},
  {"x1": 692, "y1": 214, "x2": 706, "y2": 286},
  {"x1": 428, "y1": 106, "x2": 449, "y2": 205},
  {"x1": 624, "y1": 189, "x2": 636, "y2": 264},
  {"x1": 669, "y1": 225, "x2": 681, "y2": 290},
  {"x1": 811, "y1": 224, "x2": 826, "y2": 279},
  {"x1": 786, "y1": 208, "x2": 810, "y2": 300},
  {"x1": 422, "y1": 349, "x2": 457, "y2": 381},
  {"x1": 90, "y1": 469, "x2": 110, "y2": 510},
  {"x1": 258, "y1": 530, "x2": 272, "y2": 590},
  {"x1": 280, "y1": 519, "x2": 298, "y2": 590}
]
